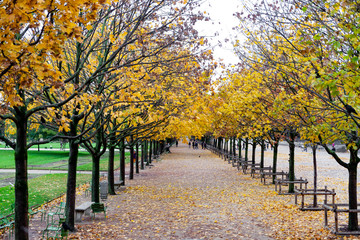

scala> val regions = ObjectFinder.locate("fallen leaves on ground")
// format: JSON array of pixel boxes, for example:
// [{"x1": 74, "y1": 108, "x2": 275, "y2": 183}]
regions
[{"x1": 67, "y1": 146, "x2": 358, "y2": 239}]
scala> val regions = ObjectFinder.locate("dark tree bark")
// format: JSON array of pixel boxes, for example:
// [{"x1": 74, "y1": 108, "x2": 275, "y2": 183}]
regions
[
  {"x1": 272, "y1": 141, "x2": 279, "y2": 184},
  {"x1": 65, "y1": 139, "x2": 79, "y2": 231},
  {"x1": 233, "y1": 137, "x2": 236, "y2": 156},
  {"x1": 288, "y1": 132, "x2": 296, "y2": 193},
  {"x1": 229, "y1": 138, "x2": 232, "y2": 155},
  {"x1": 245, "y1": 138, "x2": 249, "y2": 162},
  {"x1": 251, "y1": 140, "x2": 257, "y2": 164},
  {"x1": 238, "y1": 138, "x2": 242, "y2": 159},
  {"x1": 91, "y1": 154, "x2": 101, "y2": 203},
  {"x1": 129, "y1": 139, "x2": 134, "y2": 180},
  {"x1": 312, "y1": 145, "x2": 318, "y2": 207},
  {"x1": 149, "y1": 140, "x2": 153, "y2": 164},
  {"x1": 260, "y1": 139, "x2": 265, "y2": 168},
  {"x1": 348, "y1": 148, "x2": 359, "y2": 230},
  {"x1": 136, "y1": 142, "x2": 140, "y2": 174},
  {"x1": 141, "y1": 141, "x2": 145, "y2": 170},
  {"x1": 108, "y1": 144, "x2": 116, "y2": 195},
  {"x1": 144, "y1": 140, "x2": 148, "y2": 165},
  {"x1": 119, "y1": 138, "x2": 125, "y2": 185},
  {"x1": 14, "y1": 106, "x2": 29, "y2": 240}
]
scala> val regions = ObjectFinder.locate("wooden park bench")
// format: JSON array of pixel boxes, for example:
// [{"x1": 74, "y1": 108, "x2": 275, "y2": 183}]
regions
[
  {"x1": 294, "y1": 186, "x2": 336, "y2": 211},
  {"x1": 235, "y1": 157, "x2": 246, "y2": 170},
  {"x1": 75, "y1": 202, "x2": 94, "y2": 222},
  {"x1": 324, "y1": 203, "x2": 360, "y2": 235},
  {"x1": 238, "y1": 160, "x2": 254, "y2": 172},
  {"x1": 242, "y1": 163, "x2": 261, "y2": 174},
  {"x1": 250, "y1": 166, "x2": 272, "y2": 178},
  {"x1": 221, "y1": 151, "x2": 228, "y2": 160},
  {"x1": 231, "y1": 155, "x2": 239, "y2": 167},
  {"x1": 260, "y1": 171, "x2": 288, "y2": 184},
  {"x1": 226, "y1": 153, "x2": 233, "y2": 163},
  {"x1": 275, "y1": 177, "x2": 308, "y2": 195},
  {"x1": 227, "y1": 154, "x2": 235, "y2": 165},
  {"x1": 218, "y1": 150, "x2": 225, "y2": 159}
]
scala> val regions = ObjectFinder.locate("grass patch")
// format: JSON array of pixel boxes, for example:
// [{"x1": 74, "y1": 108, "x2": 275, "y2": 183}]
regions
[
  {"x1": 77, "y1": 153, "x2": 130, "y2": 171},
  {"x1": 0, "y1": 150, "x2": 132, "y2": 170},
  {"x1": 0, "y1": 142, "x2": 65, "y2": 149},
  {"x1": 0, "y1": 173, "x2": 91, "y2": 217},
  {"x1": 0, "y1": 150, "x2": 91, "y2": 169}
]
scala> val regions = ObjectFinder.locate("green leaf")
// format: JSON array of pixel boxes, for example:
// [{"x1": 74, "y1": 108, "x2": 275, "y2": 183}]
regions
[
  {"x1": 333, "y1": 41, "x2": 341, "y2": 49},
  {"x1": 314, "y1": 34, "x2": 321, "y2": 40}
]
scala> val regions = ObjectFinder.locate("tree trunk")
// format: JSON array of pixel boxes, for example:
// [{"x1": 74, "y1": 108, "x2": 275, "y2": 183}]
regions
[
  {"x1": 229, "y1": 138, "x2": 232, "y2": 155},
  {"x1": 312, "y1": 145, "x2": 317, "y2": 207},
  {"x1": 260, "y1": 139, "x2": 265, "y2": 168},
  {"x1": 108, "y1": 145, "x2": 116, "y2": 195},
  {"x1": 245, "y1": 138, "x2": 249, "y2": 162},
  {"x1": 233, "y1": 137, "x2": 236, "y2": 156},
  {"x1": 129, "y1": 142, "x2": 134, "y2": 180},
  {"x1": 251, "y1": 140, "x2": 256, "y2": 164},
  {"x1": 91, "y1": 154, "x2": 100, "y2": 203},
  {"x1": 144, "y1": 140, "x2": 148, "y2": 165},
  {"x1": 288, "y1": 136, "x2": 295, "y2": 193},
  {"x1": 14, "y1": 107, "x2": 29, "y2": 240},
  {"x1": 136, "y1": 142, "x2": 139, "y2": 174},
  {"x1": 140, "y1": 141, "x2": 145, "y2": 170},
  {"x1": 272, "y1": 142, "x2": 279, "y2": 184},
  {"x1": 226, "y1": 139, "x2": 229, "y2": 154},
  {"x1": 65, "y1": 139, "x2": 79, "y2": 231},
  {"x1": 154, "y1": 140, "x2": 157, "y2": 155},
  {"x1": 119, "y1": 138, "x2": 125, "y2": 186},
  {"x1": 238, "y1": 138, "x2": 242, "y2": 159},
  {"x1": 149, "y1": 140, "x2": 153, "y2": 164},
  {"x1": 348, "y1": 148, "x2": 359, "y2": 231}
]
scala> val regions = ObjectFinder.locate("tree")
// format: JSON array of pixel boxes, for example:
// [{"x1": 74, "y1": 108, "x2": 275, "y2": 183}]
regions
[
  {"x1": 234, "y1": 0, "x2": 360, "y2": 230},
  {"x1": 0, "y1": 0, "x2": 105, "y2": 237}
]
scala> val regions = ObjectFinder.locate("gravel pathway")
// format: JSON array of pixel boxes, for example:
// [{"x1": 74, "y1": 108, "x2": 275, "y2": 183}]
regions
[{"x1": 69, "y1": 144, "x2": 274, "y2": 240}]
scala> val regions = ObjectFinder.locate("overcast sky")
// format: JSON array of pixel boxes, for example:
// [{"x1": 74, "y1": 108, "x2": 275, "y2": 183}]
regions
[{"x1": 195, "y1": 0, "x2": 243, "y2": 66}]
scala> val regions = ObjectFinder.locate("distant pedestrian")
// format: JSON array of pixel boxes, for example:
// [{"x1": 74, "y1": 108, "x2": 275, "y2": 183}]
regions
[
  {"x1": 192, "y1": 141, "x2": 195, "y2": 149},
  {"x1": 189, "y1": 141, "x2": 191, "y2": 148},
  {"x1": 332, "y1": 143, "x2": 336, "y2": 152},
  {"x1": 176, "y1": 140, "x2": 178, "y2": 147}
]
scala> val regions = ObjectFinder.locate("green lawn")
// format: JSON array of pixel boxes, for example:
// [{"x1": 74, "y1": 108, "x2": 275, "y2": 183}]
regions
[
  {"x1": 0, "y1": 150, "x2": 129, "y2": 170},
  {"x1": 0, "y1": 147, "x2": 135, "y2": 218},
  {"x1": 0, "y1": 173, "x2": 91, "y2": 217},
  {"x1": 0, "y1": 142, "x2": 65, "y2": 149},
  {"x1": 0, "y1": 150, "x2": 90, "y2": 169}
]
